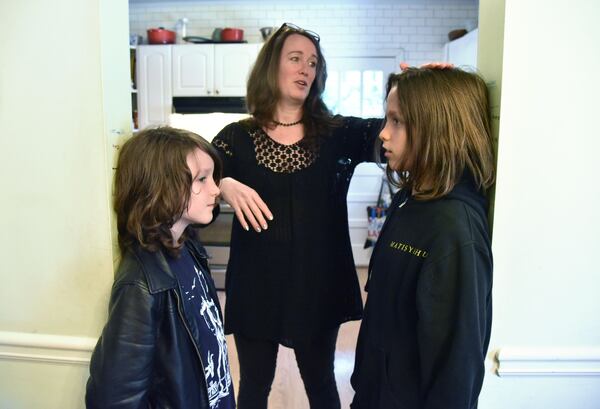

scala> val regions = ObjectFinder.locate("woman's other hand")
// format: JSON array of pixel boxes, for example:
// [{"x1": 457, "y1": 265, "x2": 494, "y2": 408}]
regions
[
  {"x1": 219, "y1": 177, "x2": 273, "y2": 232},
  {"x1": 399, "y1": 61, "x2": 454, "y2": 71}
]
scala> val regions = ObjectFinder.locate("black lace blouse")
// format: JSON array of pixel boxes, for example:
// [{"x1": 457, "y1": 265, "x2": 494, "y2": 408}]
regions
[{"x1": 212, "y1": 116, "x2": 383, "y2": 346}]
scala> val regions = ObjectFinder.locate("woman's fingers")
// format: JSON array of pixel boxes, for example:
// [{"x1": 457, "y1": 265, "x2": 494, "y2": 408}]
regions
[
  {"x1": 219, "y1": 177, "x2": 273, "y2": 233},
  {"x1": 238, "y1": 201, "x2": 262, "y2": 232},
  {"x1": 399, "y1": 61, "x2": 455, "y2": 71},
  {"x1": 234, "y1": 207, "x2": 251, "y2": 231},
  {"x1": 253, "y1": 194, "x2": 274, "y2": 222},
  {"x1": 424, "y1": 61, "x2": 454, "y2": 69}
]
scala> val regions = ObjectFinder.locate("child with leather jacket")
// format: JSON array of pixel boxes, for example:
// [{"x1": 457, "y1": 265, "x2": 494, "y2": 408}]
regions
[{"x1": 86, "y1": 127, "x2": 235, "y2": 409}]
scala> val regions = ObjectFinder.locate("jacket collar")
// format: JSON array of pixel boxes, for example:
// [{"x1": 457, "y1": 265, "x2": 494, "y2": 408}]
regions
[{"x1": 131, "y1": 239, "x2": 209, "y2": 295}]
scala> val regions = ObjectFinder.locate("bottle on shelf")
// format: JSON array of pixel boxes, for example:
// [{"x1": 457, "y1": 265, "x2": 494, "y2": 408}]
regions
[{"x1": 175, "y1": 18, "x2": 189, "y2": 44}]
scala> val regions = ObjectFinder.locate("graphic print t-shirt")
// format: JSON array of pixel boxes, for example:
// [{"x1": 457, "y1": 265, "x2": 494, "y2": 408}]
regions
[{"x1": 167, "y1": 246, "x2": 235, "y2": 409}]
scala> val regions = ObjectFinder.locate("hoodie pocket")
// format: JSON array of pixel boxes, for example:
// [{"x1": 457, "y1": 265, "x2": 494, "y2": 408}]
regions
[{"x1": 353, "y1": 345, "x2": 404, "y2": 409}]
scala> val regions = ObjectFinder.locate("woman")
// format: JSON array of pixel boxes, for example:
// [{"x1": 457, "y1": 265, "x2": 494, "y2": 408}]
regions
[
  {"x1": 86, "y1": 127, "x2": 235, "y2": 409},
  {"x1": 211, "y1": 23, "x2": 382, "y2": 409},
  {"x1": 350, "y1": 68, "x2": 495, "y2": 409}
]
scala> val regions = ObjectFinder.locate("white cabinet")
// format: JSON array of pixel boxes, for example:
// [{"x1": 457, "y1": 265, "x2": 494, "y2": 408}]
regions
[
  {"x1": 214, "y1": 43, "x2": 261, "y2": 96},
  {"x1": 444, "y1": 28, "x2": 478, "y2": 69},
  {"x1": 347, "y1": 163, "x2": 386, "y2": 266},
  {"x1": 136, "y1": 45, "x2": 173, "y2": 129},
  {"x1": 172, "y1": 43, "x2": 261, "y2": 97},
  {"x1": 172, "y1": 44, "x2": 214, "y2": 96},
  {"x1": 137, "y1": 43, "x2": 260, "y2": 129}
]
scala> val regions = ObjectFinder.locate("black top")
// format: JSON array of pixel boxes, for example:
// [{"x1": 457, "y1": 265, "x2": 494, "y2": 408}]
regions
[
  {"x1": 350, "y1": 172, "x2": 493, "y2": 409},
  {"x1": 212, "y1": 116, "x2": 382, "y2": 346},
  {"x1": 167, "y1": 246, "x2": 235, "y2": 409}
]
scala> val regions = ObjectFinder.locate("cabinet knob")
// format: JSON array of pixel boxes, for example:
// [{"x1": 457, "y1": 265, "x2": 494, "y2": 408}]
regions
[
  {"x1": 215, "y1": 89, "x2": 220, "y2": 95},
  {"x1": 207, "y1": 90, "x2": 211, "y2": 95}
]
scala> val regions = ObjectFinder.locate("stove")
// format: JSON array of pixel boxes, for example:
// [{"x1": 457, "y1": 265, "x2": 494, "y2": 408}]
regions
[{"x1": 196, "y1": 203, "x2": 234, "y2": 290}]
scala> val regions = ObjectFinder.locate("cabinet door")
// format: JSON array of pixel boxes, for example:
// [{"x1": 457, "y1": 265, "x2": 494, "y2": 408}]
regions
[
  {"x1": 172, "y1": 44, "x2": 215, "y2": 96},
  {"x1": 444, "y1": 28, "x2": 478, "y2": 69},
  {"x1": 214, "y1": 43, "x2": 261, "y2": 96},
  {"x1": 137, "y1": 45, "x2": 172, "y2": 129}
]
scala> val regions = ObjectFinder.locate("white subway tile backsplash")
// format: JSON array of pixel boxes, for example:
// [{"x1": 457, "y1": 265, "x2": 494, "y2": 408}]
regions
[
  {"x1": 366, "y1": 25, "x2": 384, "y2": 34},
  {"x1": 408, "y1": 18, "x2": 425, "y2": 27},
  {"x1": 417, "y1": 43, "x2": 438, "y2": 52},
  {"x1": 399, "y1": 9, "x2": 418, "y2": 18},
  {"x1": 375, "y1": 18, "x2": 393, "y2": 26},
  {"x1": 129, "y1": 0, "x2": 477, "y2": 65},
  {"x1": 392, "y1": 34, "x2": 410, "y2": 44},
  {"x1": 434, "y1": 9, "x2": 452, "y2": 18},
  {"x1": 367, "y1": 9, "x2": 384, "y2": 17}
]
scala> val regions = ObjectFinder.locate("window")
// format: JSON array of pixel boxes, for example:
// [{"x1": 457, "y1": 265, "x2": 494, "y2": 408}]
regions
[{"x1": 323, "y1": 57, "x2": 398, "y2": 118}]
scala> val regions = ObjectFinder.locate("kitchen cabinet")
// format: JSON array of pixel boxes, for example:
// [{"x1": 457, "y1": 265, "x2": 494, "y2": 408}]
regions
[
  {"x1": 444, "y1": 28, "x2": 478, "y2": 69},
  {"x1": 137, "y1": 45, "x2": 173, "y2": 129},
  {"x1": 137, "y1": 43, "x2": 260, "y2": 129},
  {"x1": 172, "y1": 44, "x2": 213, "y2": 96},
  {"x1": 172, "y1": 43, "x2": 261, "y2": 96},
  {"x1": 130, "y1": 46, "x2": 138, "y2": 130}
]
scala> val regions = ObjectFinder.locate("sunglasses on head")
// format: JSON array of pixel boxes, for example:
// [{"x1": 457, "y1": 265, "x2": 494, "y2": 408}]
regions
[{"x1": 275, "y1": 22, "x2": 320, "y2": 43}]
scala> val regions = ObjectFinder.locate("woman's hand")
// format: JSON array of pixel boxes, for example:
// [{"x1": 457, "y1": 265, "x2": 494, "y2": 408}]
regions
[
  {"x1": 399, "y1": 61, "x2": 454, "y2": 71},
  {"x1": 219, "y1": 177, "x2": 273, "y2": 232}
]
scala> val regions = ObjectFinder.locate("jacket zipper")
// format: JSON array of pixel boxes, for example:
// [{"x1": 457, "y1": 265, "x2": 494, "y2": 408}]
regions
[
  {"x1": 173, "y1": 290, "x2": 210, "y2": 398},
  {"x1": 366, "y1": 196, "x2": 409, "y2": 287}
]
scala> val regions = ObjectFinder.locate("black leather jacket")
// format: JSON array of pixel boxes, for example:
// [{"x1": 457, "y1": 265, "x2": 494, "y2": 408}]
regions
[{"x1": 86, "y1": 239, "x2": 221, "y2": 409}]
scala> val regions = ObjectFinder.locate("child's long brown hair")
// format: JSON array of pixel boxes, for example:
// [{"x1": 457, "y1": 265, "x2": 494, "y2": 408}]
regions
[
  {"x1": 383, "y1": 68, "x2": 495, "y2": 199},
  {"x1": 114, "y1": 127, "x2": 222, "y2": 256}
]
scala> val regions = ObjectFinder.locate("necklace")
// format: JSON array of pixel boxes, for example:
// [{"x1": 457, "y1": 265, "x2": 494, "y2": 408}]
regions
[{"x1": 273, "y1": 119, "x2": 302, "y2": 127}]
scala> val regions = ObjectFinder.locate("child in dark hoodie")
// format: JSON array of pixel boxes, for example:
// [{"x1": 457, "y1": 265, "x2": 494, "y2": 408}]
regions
[{"x1": 351, "y1": 67, "x2": 495, "y2": 409}]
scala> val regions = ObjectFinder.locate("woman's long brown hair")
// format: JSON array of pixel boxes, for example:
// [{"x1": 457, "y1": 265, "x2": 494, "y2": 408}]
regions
[{"x1": 246, "y1": 23, "x2": 340, "y2": 147}]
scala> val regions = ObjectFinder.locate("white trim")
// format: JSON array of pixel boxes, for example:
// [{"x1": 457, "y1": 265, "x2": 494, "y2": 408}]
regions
[
  {"x1": 0, "y1": 331, "x2": 97, "y2": 351},
  {"x1": 0, "y1": 331, "x2": 97, "y2": 366},
  {"x1": 496, "y1": 347, "x2": 600, "y2": 377},
  {"x1": 0, "y1": 352, "x2": 91, "y2": 366}
]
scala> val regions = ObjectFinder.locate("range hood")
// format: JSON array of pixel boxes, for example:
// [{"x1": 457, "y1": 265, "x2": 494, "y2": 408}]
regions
[{"x1": 172, "y1": 96, "x2": 247, "y2": 114}]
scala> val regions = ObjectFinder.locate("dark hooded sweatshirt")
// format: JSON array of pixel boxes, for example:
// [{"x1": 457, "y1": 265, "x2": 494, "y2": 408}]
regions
[{"x1": 351, "y1": 171, "x2": 493, "y2": 409}]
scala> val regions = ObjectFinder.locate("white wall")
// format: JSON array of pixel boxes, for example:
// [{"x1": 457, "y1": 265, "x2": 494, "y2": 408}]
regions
[
  {"x1": 129, "y1": 0, "x2": 478, "y2": 65},
  {"x1": 478, "y1": 0, "x2": 600, "y2": 407},
  {"x1": 0, "y1": 0, "x2": 131, "y2": 407}
]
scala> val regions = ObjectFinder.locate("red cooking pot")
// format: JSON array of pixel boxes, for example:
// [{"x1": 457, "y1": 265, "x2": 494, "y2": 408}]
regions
[
  {"x1": 220, "y1": 28, "x2": 244, "y2": 42},
  {"x1": 147, "y1": 27, "x2": 176, "y2": 44}
]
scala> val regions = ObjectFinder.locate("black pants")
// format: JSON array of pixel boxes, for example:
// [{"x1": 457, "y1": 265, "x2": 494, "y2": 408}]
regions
[{"x1": 234, "y1": 328, "x2": 341, "y2": 409}]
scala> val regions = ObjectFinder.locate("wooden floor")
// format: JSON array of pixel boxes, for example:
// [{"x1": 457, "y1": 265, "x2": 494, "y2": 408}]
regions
[{"x1": 218, "y1": 268, "x2": 368, "y2": 409}]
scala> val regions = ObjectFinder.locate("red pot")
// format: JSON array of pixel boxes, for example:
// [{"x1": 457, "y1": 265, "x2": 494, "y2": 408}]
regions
[
  {"x1": 147, "y1": 27, "x2": 176, "y2": 44},
  {"x1": 221, "y1": 28, "x2": 244, "y2": 42}
]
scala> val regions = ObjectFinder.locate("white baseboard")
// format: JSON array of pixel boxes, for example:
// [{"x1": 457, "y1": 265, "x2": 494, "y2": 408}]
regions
[
  {"x1": 496, "y1": 347, "x2": 600, "y2": 377},
  {"x1": 0, "y1": 331, "x2": 97, "y2": 366}
]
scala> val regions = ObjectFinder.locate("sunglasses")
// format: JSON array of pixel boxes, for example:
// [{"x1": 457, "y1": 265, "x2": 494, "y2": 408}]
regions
[{"x1": 275, "y1": 22, "x2": 320, "y2": 43}]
